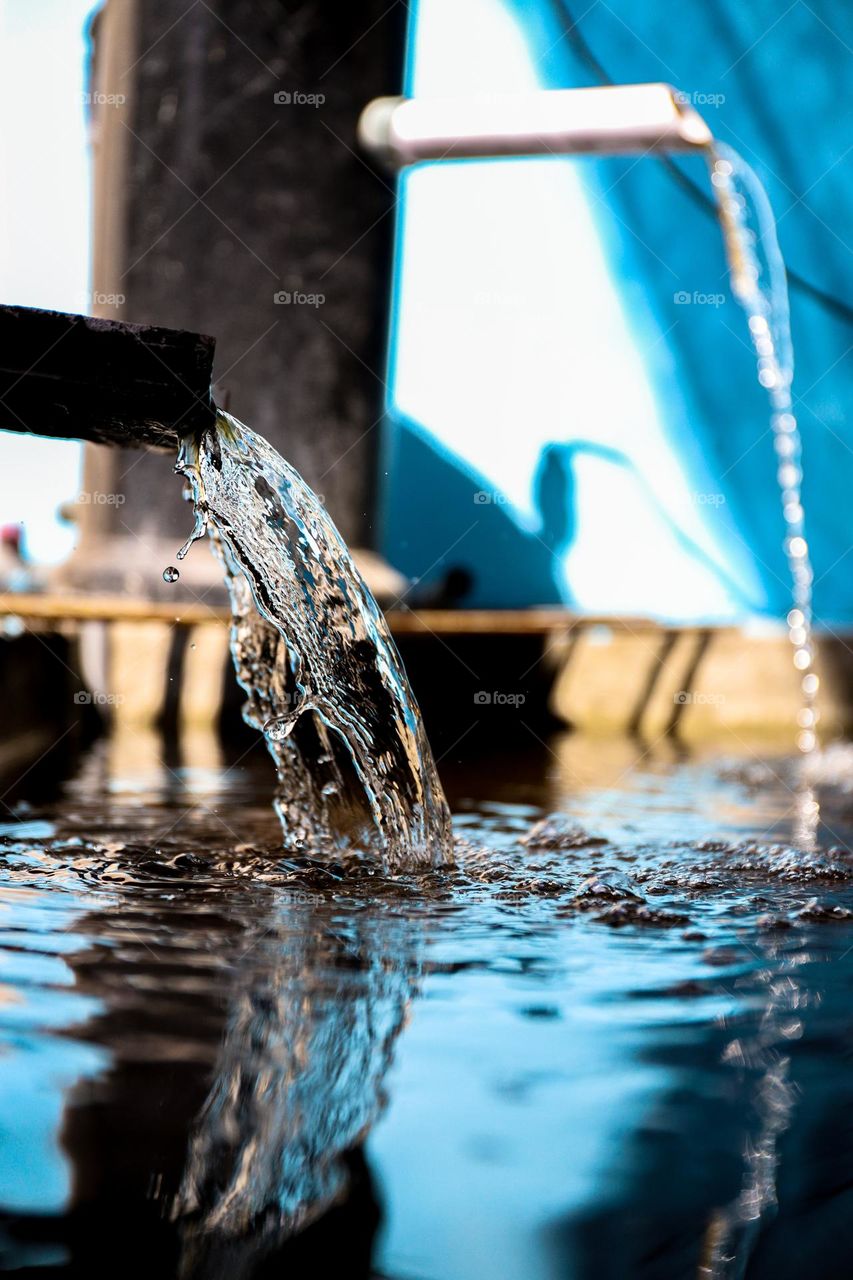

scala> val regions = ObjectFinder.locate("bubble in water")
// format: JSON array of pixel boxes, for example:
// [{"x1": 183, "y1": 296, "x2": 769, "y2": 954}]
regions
[{"x1": 163, "y1": 566, "x2": 180, "y2": 583}]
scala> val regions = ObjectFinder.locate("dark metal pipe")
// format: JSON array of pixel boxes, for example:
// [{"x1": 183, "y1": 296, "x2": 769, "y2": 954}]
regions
[{"x1": 0, "y1": 304, "x2": 216, "y2": 450}]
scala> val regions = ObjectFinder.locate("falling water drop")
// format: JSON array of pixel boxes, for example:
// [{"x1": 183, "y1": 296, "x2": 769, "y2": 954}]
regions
[
  {"x1": 264, "y1": 716, "x2": 293, "y2": 743},
  {"x1": 163, "y1": 565, "x2": 180, "y2": 583}
]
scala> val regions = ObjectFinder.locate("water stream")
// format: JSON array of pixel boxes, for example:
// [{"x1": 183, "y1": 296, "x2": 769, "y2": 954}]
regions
[
  {"x1": 173, "y1": 411, "x2": 452, "y2": 871},
  {"x1": 709, "y1": 144, "x2": 819, "y2": 757}
]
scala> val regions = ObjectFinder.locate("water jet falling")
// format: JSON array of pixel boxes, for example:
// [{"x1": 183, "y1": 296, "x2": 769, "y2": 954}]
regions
[{"x1": 176, "y1": 410, "x2": 453, "y2": 870}]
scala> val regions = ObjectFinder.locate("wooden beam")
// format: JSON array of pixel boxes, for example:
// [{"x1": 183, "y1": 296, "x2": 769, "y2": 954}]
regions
[{"x1": 0, "y1": 593, "x2": 671, "y2": 635}]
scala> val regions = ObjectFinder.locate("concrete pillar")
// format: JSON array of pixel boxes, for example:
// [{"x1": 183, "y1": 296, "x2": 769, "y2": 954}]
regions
[{"x1": 72, "y1": 0, "x2": 404, "y2": 595}]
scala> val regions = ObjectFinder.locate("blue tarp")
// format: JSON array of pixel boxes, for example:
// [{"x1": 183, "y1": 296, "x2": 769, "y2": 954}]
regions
[{"x1": 380, "y1": 0, "x2": 853, "y2": 625}]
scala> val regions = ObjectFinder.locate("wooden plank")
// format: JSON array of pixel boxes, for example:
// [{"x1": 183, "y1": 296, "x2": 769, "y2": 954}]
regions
[
  {"x1": 0, "y1": 593, "x2": 228, "y2": 625},
  {"x1": 0, "y1": 593, "x2": 670, "y2": 635},
  {"x1": 386, "y1": 608, "x2": 664, "y2": 635}
]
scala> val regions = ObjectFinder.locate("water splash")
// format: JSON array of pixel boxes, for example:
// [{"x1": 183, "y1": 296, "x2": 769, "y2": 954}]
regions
[
  {"x1": 175, "y1": 410, "x2": 452, "y2": 870},
  {"x1": 709, "y1": 144, "x2": 819, "y2": 758}
]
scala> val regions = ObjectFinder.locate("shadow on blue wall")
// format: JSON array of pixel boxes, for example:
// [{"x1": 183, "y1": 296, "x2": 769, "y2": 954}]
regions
[{"x1": 386, "y1": 415, "x2": 754, "y2": 613}]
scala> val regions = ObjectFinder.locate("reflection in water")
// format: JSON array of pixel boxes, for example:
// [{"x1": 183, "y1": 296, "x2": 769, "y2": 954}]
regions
[
  {"x1": 703, "y1": 946, "x2": 804, "y2": 1280},
  {"x1": 5, "y1": 732, "x2": 853, "y2": 1276},
  {"x1": 174, "y1": 908, "x2": 418, "y2": 1277},
  {"x1": 0, "y1": 735, "x2": 420, "y2": 1277}
]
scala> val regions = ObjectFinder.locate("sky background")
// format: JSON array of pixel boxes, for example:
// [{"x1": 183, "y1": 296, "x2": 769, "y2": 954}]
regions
[{"x1": 0, "y1": 0, "x2": 99, "y2": 564}]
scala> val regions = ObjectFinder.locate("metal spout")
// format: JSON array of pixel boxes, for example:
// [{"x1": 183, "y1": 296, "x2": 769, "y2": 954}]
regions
[{"x1": 359, "y1": 83, "x2": 712, "y2": 168}]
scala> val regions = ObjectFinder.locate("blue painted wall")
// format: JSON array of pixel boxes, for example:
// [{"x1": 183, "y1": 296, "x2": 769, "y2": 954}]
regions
[{"x1": 380, "y1": 0, "x2": 853, "y2": 625}]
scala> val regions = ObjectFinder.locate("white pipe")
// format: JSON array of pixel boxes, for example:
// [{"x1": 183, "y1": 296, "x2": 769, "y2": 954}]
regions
[{"x1": 359, "y1": 84, "x2": 712, "y2": 167}]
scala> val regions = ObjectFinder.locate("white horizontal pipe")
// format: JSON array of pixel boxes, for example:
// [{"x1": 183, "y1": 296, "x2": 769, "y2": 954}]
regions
[{"x1": 359, "y1": 84, "x2": 712, "y2": 167}]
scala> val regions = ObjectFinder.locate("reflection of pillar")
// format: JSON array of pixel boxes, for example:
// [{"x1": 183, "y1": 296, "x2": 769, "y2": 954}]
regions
[{"x1": 70, "y1": 0, "x2": 403, "y2": 596}]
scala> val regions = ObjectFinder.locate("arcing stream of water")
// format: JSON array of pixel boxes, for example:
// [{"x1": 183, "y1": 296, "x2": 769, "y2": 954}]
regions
[
  {"x1": 708, "y1": 143, "x2": 823, "y2": 852},
  {"x1": 173, "y1": 411, "x2": 452, "y2": 871},
  {"x1": 709, "y1": 144, "x2": 819, "y2": 757}
]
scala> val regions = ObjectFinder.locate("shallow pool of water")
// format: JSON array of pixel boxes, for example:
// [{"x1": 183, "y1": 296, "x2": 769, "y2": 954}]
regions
[{"x1": 3, "y1": 730, "x2": 853, "y2": 1278}]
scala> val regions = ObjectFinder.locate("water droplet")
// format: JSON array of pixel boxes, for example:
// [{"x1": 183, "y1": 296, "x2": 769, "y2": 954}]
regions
[
  {"x1": 264, "y1": 714, "x2": 297, "y2": 743},
  {"x1": 773, "y1": 412, "x2": 796, "y2": 433},
  {"x1": 787, "y1": 608, "x2": 805, "y2": 628},
  {"x1": 802, "y1": 673, "x2": 820, "y2": 696},
  {"x1": 321, "y1": 781, "x2": 338, "y2": 797},
  {"x1": 789, "y1": 626, "x2": 807, "y2": 647},
  {"x1": 797, "y1": 730, "x2": 816, "y2": 753},
  {"x1": 787, "y1": 536, "x2": 808, "y2": 559},
  {"x1": 797, "y1": 707, "x2": 816, "y2": 728},
  {"x1": 163, "y1": 565, "x2": 180, "y2": 583},
  {"x1": 793, "y1": 648, "x2": 811, "y2": 670}
]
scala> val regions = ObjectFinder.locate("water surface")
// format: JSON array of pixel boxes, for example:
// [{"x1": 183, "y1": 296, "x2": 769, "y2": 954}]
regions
[{"x1": 3, "y1": 732, "x2": 853, "y2": 1277}]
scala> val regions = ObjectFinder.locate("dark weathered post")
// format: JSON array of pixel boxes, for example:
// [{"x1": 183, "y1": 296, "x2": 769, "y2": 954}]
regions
[{"x1": 72, "y1": 0, "x2": 404, "y2": 590}]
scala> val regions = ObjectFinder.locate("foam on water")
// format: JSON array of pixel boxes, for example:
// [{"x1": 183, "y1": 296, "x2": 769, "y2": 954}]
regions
[{"x1": 174, "y1": 411, "x2": 452, "y2": 870}]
